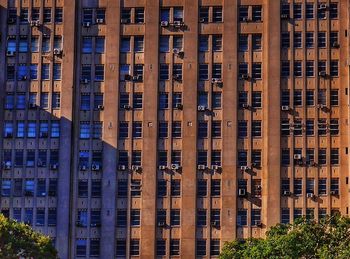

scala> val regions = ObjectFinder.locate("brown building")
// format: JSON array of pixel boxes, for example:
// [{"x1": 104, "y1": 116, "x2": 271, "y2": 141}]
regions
[{"x1": 0, "y1": 0, "x2": 349, "y2": 258}]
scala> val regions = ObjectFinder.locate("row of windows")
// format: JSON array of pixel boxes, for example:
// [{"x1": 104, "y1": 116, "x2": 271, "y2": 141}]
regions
[
  {"x1": 281, "y1": 119, "x2": 339, "y2": 136},
  {"x1": 76, "y1": 239, "x2": 100, "y2": 257},
  {"x1": 7, "y1": 63, "x2": 62, "y2": 81},
  {"x1": 281, "y1": 178, "x2": 339, "y2": 196},
  {"x1": 281, "y1": 208, "x2": 339, "y2": 224},
  {"x1": 281, "y1": 89, "x2": 338, "y2": 106},
  {"x1": 281, "y1": 31, "x2": 338, "y2": 49},
  {"x1": 3, "y1": 149, "x2": 59, "y2": 168},
  {"x1": 1, "y1": 208, "x2": 57, "y2": 227},
  {"x1": 76, "y1": 210, "x2": 101, "y2": 227},
  {"x1": 281, "y1": 3, "x2": 338, "y2": 20},
  {"x1": 1, "y1": 178, "x2": 57, "y2": 197},
  {"x1": 7, "y1": 7, "x2": 63, "y2": 24},
  {"x1": 3, "y1": 121, "x2": 60, "y2": 138},
  {"x1": 281, "y1": 148, "x2": 340, "y2": 165},
  {"x1": 7, "y1": 36, "x2": 62, "y2": 53},
  {"x1": 281, "y1": 60, "x2": 339, "y2": 77}
]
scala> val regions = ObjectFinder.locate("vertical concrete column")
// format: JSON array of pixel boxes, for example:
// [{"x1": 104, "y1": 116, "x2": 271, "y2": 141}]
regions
[
  {"x1": 56, "y1": 1, "x2": 75, "y2": 258},
  {"x1": 222, "y1": 0, "x2": 238, "y2": 244},
  {"x1": 140, "y1": 0, "x2": 159, "y2": 258},
  {"x1": 180, "y1": 1, "x2": 198, "y2": 258},
  {"x1": 262, "y1": 0, "x2": 281, "y2": 229},
  {"x1": 100, "y1": 1, "x2": 120, "y2": 258}
]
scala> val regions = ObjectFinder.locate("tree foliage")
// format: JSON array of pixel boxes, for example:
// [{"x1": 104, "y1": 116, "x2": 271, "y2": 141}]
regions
[
  {"x1": 0, "y1": 213, "x2": 57, "y2": 259},
  {"x1": 220, "y1": 216, "x2": 350, "y2": 259}
]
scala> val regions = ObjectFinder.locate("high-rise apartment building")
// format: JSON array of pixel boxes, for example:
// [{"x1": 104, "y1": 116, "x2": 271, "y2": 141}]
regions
[{"x1": 0, "y1": 0, "x2": 349, "y2": 258}]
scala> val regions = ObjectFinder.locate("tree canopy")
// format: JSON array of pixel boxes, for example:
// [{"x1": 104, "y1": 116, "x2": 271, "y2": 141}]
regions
[
  {"x1": 0, "y1": 213, "x2": 57, "y2": 259},
  {"x1": 220, "y1": 216, "x2": 350, "y2": 259}
]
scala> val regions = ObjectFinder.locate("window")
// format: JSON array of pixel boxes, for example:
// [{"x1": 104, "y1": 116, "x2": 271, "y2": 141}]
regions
[
  {"x1": 1, "y1": 180, "x2": 11, "y2": 197},
  {"x1": 172, "y1": 122, "x2": 182, "y2": 138},
  {"x1": 239, "y1": 6, "x2": 248, "y2": 21},
  {"x1": 132, "y1": 122, "x2": 142, "y2": 138},
  {"x1": 173, "y1": 64, "x2": 183, "y2": 81},
  {"x1": 174, "y1": 7, "x2": 183, "y2": 22},
  {"x1": 306, "y1": 120, "x2": 314, "y2": 136},
  {"x1": 7, "y1": 65, "x2": 15, "y2": 80},
  {"x1": 116, "y1": 240, "x2": 126, "y2": 257},
  {"x1": 197, "y1": 180, "x2": 207, "y2": 197},
  {"x1": 131, "y1": 210, "x2": 140, "y2": 226},
  {"x1": 120, "y1": 37, "x2": 130, "y2": 52},
  {"x1": 238, "y1": 150, "x2": 247, "y2": 166},
  {"x1": 251, "y1": 209, "x2": 261, "y2": 226},
  {"x1": 170, "y1": 239, "x2": 180, "y2": 256},
  {"x1": 239, "y1": 34, "x2": 248, "y2": 51},
  {"x1": 306, "y1": 178, "x2": 315, "y2": 194},
  {"x1": 90, "y1": 239, "x2": 100, "y2": 257},
  {"x1": 170, "y1": 210, "x2": 180, "y2": 226},
  {"x1": 135, "y1": 8, "x2": 144, "y2": 23},
  {"x1": 294, "y1": 32, "x2": 302, "y2": 48},
  {"x1": 117, "y1": 210, "x2": 127, "y2": 227},
  {"x1": 252, "y1": 34, "x2": 262, "y2": 50},
  {"x1": 319, "y1": 178, "x2": 327, "y2": 195},
  {"x1": 55, "y1": 8, "x2": 63, "y2": 23},
  {"x1": 199, "y1": 64, "x2": 209, "y2": 80},
  {"x1": 36, "y1": 208, "x2": 45, "y2": 226},
  {"x1": 160, "y1": 36, "x2": 169, "y2": 52},
  {"x1": 157, "y1": 240, "x2": 166, "y2": 256},
  {"x1": 238, "y1": 121, "x2": 247, "y2": 138},
  {"x1": 319, "y1": 149, "x2": 327, "y2": 165},
  {"x1": 133, "y1": 94, "x2": 143, "y2": 109},
  {"x1": 20, "y1": 8, "x2": 28, "y2": 23},
  {"x1": 53, "y1": 64, "x2": 61, "y2": 80},
  {"x1": 281, "y1": 179, "x2": 290, "y2": 193},
  {"x1": 159, "y1": 93, "x2": 168, "y2": 109},
  {"x1": 294, "y1": 178, "x2": 302, "y2": 195},
  {"x1": 294, "y1": 90, "x2": 302, "y2": 106},
  {"x1": 76, "y1": 239, "x2": 87, "y2": 257},
  {"x1": 173, "y1": 92, "x2": 182, "y2": 108},
  {"x1": 306, "y1": 61, "x2": 314, "y2": 77},
  {"x1": 213, "y1": 7, "x2": 223, "y2": 22},
  {"x1": 252, "y1": 121, "x2": 261, "y2": 137},
  {"x1": 330, "y1": 32, "x2": 339, "y2": 47},
  {"x1": 306, "y1": 3, "x2": 314, "y2": 19},
  {"x1": 281, "y1": 149, "x2": 290, "y2": 166},
  {"x1": 213, "y1": 35, "x2": 222, "y2": 51},
  {"x1": 252, "y1": 6, "x2": 262, "y2": 21},
  {"x1": 42, "y1": 64, "x2": 50, "y2": 80},
  {"x1": 121, "y1": 8, "x2": 131, "y2": 23},
  {"x1": 330, "y1": 119, "x2": 339, "y2": 135},
  {"x1": 331, "y1": 178, "x2": 339, "y2": 194},
  {"x1": 318, "y1": 32, "x2": 326, "y2": 48},
  {"x1": 294, "y1": 4, "x2": 302, "y2": 19},
  {"x1": 131, "y1": 179, "x2": 141, "y2": 196},
  {"x1": 211, "y1": 209, "x2": 221, "y2": 227},
  {"x1": 96, "y1": 37, "x2": 105, "y2": 53},
  {"x1": 19, "y1": 37, "x2": 28, "y2": 52},
  {"x1": 199, "y1": 36, "x2": 209, "y2": 51},
  {"x1": 331, "y1": 90, "x2": 339, "y2": 106},
  {"x1": 196, "y1": 240, "x2": 206, "y2": 256},
  {"x1": 252, "y1": 92, "x2": 262, "y2": 108},
  {"x1": 294, "y1": 61, "x2": 302, "y2": 77},
  {"x1": 42, "y1": 36, "x2": 51, "y2": 52},
  {"x1": 306, "y1": 91, "x2": 314, "y2": 106},
  {"x1": 211, "y1": 179, "x2": 221, "y2": 196},
  {"x1": 171, "y1": 180, "x2": 181, "y2": 196},
  {"x1": 294, "y1": 209, "x2": 302, "y2": 220},
  {"x1": 306, "y1": 32, "x2": 314, "y2": 48},
  {"x1": 134, "y1": 36, "x2": 144, "y2": 52},
  {"x1": 329, "y1": 3, "x2": 338, "y2": 19},
  {"x1": 237, "y1": 210, "x2": 247, "y2": 226},
  {"x1": 212, "y1": 121, "x2": 221, "y2": 138},
  {"x1": 43, "y1": 8, "x2": 52, "y2": 23},
  {"x1": 199, "y1": 7, "x2": 209, "y2": 23},
  {"x1": 130, "y1": 239, "x2": 140, "y2": 256},
  {"x1": 330, "y1": 60, "x2": 339, "y2": 77},
  {"x1": 198, "y1": 151, "x2": 207, "y2": 166},
  {"x1": 331, "y1": 149, "x2": 339, "y2": 165}
]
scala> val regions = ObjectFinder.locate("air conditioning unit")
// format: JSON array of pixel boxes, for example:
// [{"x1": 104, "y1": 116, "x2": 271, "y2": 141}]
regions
[
  {"x1": 96, "y1": 18, "x2": 104, "y2": 24},
  {"x1": 133, "y1": 75, "x2": 143, "y2": 82},
  {"x1": 293, "y1": 154, "x2": 302, "y2": 160},
  {"x1": 281, "y1": 105, "x2": 290, "y2": 111},
  {"x1": 160, "y1": 21, "x2": 169, "y2": 27},
  {"x1": 7, "y1": 18, "x2": 16, "y2": 24},
  {"x1": 83, "y1": 22, "x2": 91, "y2": 27},
  {"x1": 242, "y1": 103, "x2": 250, "y2": 109},
  {"x1": 19, "y1": 75, "x2": 27, "y2": 81},
  {"x1": 171, "y1": 164, "x2": 180, "y2": 170},
  {"x1": 318, "y1": 104, "x2": 327, "y2": 109},
  {"x1": 4, "y1": 162, "x2": 12, "y2": 170},
  {"x1": 238, "y1": 188, "x2": 246, "y2": 197},
  {"x1": 311, "y1": 162, "x2": 318, "y2": 167},
  {"x1": 118, "y1": 165, "x2": 126, "y2": 171},
  {"x1": 197, "y1": 164, "x2": 206, "y2": 170},
  {"x1": 173, "y1": 74, "x2": 182, "y2": 81},
  {"x1": 212, "y1": 78, "x2": 223, "y2": 87},
  {"x1": 120, "y1": 18, "x2": 129, "y2": 24},
  {"x1": 132, "y1": 165, "x2": 142, "y2": 173},
  {"x1": 80, "y1": 165, "x2": 87, "y2": 171},
  {"x1": 256, "y1": 221, "x2": 263, "y2": 227},
  {"x1": 197, "y1": 105, "x2": 206, "y2": 111},
  {"x1": 199, "y1": 18, "x2": 206, "y2": 23},
  {"x1": 211, "y1": 221, "x2": 220, "y2": 228},
  {"x1": 4, "y1": 132, "x2": 13, "y2": 138},
  {"x1": 330, "y1": 190, "x2": 338, "y2": 195},
  {"x1": 211, "y1": 165, "x2": 221, "y2": 171},
  {"x1": 332, "y1": 42, "x2": 340, "y2": 48},
  {"x1": 173, "y1": 21, "x2": 183, "y2": 27},
  {"x1": 6, "y1": 51, "x2": 15, "y2": 57},
  {"x1": 50, "y1": 164, "x2": 58, "y2": 170},
  {"x1": 28, "y1": 103, "x2": 37, "y2": 109},
  {"x1": 240, "y1": 166, "x2": 250, "y2": 172},
  {"x1": 40, "y1": 132, "x2": 48, "y2": 138},
  {"x1": 124, "y1": 74, "x2": 132, "y2": 81},
  {"x1": 91, "y1": 164, "x2": 100, "y2": 171},
  {"x1": 241, "y1": 74, "x2": 249, "y2": 80},
  {"x1": 307, "y1": 192, "x2": 315, "y2": 198},
  {"x1": 318, "y1": 4, "x2": 327, "y2": 10},
  {"x1": 122, "y1": 104, "x2": 131, "y2": 110},
  {"x1": 97, "y1": 105, "x2": 104, "y2": 110},
  {"x1": 53, "y1": 48, "x2": 63, "y2": 56},
  {"x1": 175, "y1": 103, "x2": 183, "y2": 110},
  {"x1": 158, "y1": 165, "x2": 167, "y2": 170},
  {"x1": 283, "y1": 190, "x2": 291, "y2": 196},
  {"x1": 80, "y1": 78, "x2": 89, "y2": 84},
  {"x1": 319, "y1": 71, "x2": 326, "y2": 77},
  {"x1": 157, "y1": 221, "x2": 166, "y2": 227},
  {"x1": 281, "y1": 14, "x2": 290, "y2": 19}
]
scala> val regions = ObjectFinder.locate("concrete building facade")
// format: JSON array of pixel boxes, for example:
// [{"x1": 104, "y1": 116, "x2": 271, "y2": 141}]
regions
[{"x1": 0, "y1": 0, "x2": 349, "y2": 258}]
